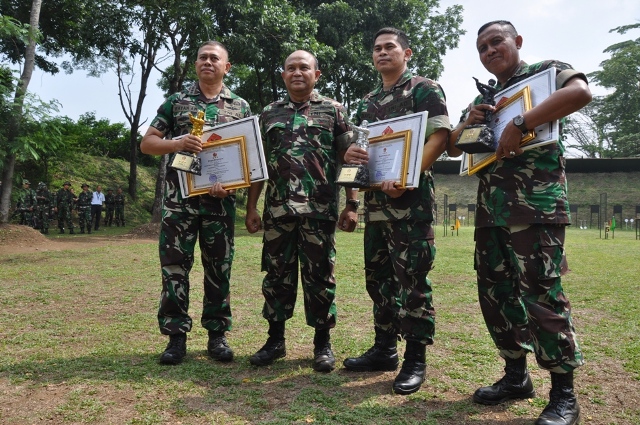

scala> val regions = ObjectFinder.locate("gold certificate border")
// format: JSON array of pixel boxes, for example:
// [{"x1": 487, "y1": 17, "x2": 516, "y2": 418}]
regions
[
  {"x1": 187, "y1": 136, "x2": 251, "y2": 197},
  {"x1": 365, "y1": 130, "x2": 412, "y2": 190},
  {"x1": 468, "y1": 86, "x2": 536, "y2": 175}
]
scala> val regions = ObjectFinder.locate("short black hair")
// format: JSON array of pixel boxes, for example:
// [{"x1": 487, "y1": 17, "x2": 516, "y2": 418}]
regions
[
  {"x1": 374, "y1": 27, "x2": 410, "y2": 49},
  {"x1": 198, "y1": 41, "x2": 229, "y2": 57},
  {"x1": 477, "y1": 20, "x2": 518, "y2": 37}
]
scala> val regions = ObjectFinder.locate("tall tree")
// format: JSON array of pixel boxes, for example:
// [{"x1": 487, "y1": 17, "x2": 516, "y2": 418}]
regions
[
  {"x1": 0, "y1": 0, "x2": 42, "y2": 223},
  {"x1": 588, "y1": 23, "x2": 640, "y2": 158}
]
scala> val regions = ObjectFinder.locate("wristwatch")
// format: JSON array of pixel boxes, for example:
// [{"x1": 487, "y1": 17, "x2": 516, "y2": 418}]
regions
[
  {"x1": 513, "y1": 115, "x2": 528, "y2": 134},
  {"x1": 346, "y1": 199, "x2": 360, "y2": 209}
]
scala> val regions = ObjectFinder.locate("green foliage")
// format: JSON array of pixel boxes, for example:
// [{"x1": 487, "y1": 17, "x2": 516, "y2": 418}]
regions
[{"x1": 586, "y1": 23, "x2": 640, "y2": 158}]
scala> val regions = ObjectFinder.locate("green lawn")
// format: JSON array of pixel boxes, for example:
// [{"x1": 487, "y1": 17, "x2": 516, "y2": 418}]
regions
[{"x1": 0, "y1": 226, "x2": 638, "y2": 424}]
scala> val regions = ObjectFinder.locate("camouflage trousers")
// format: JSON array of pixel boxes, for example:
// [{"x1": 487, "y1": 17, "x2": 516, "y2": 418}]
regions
[
  {"x1": 115, "y1": 206, "x2": 125, "y2": 226},
  {"x1": 157, "y1": 208, "x2": 235, "y2": 335},
  {"x1": 37, "y1": 206, "x2": 49, "y2": 232},
  {"x1": 364, "y1": 220, "x2": 436, "y2": 345},
  {"x1": 78, "y1": 206, "x2": 91, "y2": 231},
  {"x1": 474, "y1": 224, "x2": 584, "y2": 373},
  {"x1": 261, "y1": 215, "x2": 337, "y2": 329},
  {"x1": 104, "y1": 206, "x2": 115, "y2": 226},
  {"x1": 58, "y1": 205, "x2": 74, "y2": 230}
]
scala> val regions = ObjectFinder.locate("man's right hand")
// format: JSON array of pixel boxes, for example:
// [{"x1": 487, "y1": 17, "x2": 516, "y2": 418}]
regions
[
  {"x1": 344, "y1": 144, "x2": 369, "y2": 165},
  {"x1": 178, "y1": 134, "x2": 203, "y2": 154},
  {"x1": 245, "y1": 209, "x2": 262, "y2": 233}
]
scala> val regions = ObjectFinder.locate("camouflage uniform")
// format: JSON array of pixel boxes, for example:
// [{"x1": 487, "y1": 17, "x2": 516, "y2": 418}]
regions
[
  {"x1": 35, "y1": 183, "x2": 52, "y2": 234},
  {"x1": 355, "y1": 70, "x2": 450, "y2": 345},
  {"x1": 114, "y1": 191, "x2": 125, "y2": 226},
  {"x1": 56, "y1": 186, "x2": 76, "y2": 232},
  {"x1": 462, "y1": 60, "x2": 585, "y2": 373},
  {"x1": 77, "y1": 188, "x2": 93, "y2": 233},
  {"x1": 19, "y1": 185, "x2": 37, "y2": 226},
  {"x1": 104, "y1": 190, "x2": 115, "y2": 226},
  {"x1": 258, "y1": 92, "x2": 353, "y2": 329},
  {"x1": 150, "y1": 83, "x2": 251, "y2": 335}
]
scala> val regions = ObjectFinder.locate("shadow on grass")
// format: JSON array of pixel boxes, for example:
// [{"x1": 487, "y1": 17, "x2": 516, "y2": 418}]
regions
[{"x1": 1, "y1": 352, "x2": 535, "y2": 424}]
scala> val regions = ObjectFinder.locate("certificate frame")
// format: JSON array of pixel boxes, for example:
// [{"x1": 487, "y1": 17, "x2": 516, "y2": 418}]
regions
[
  {"x1": 365, "y1": 130, "x2": 412, "y2": 189},
  {"x1": 365, "y1": 111, "x2": 428, "y2": 188},
  {"x1": 467, "y1": 86, "x2": 535, "y2": 175},
  {"x1": 186, "y1": 136, "x2": 251, "y2": 197}
]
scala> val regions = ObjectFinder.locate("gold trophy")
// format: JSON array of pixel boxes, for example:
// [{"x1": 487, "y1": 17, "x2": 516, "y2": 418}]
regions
[
  {"x1": 454, "y1": 78, "x2": 499, "y2": 154},
  {"x1": 336, "y1": 120, "x2": 370, "y2": 188},
  {"x1": 168, "y1": 111, "x2": 205, "y2": 175}
]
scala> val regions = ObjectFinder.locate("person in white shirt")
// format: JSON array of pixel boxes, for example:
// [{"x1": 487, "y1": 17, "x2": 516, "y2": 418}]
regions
[{"x1": 91, "y1": 185, "x2": 106, "y2": 231}]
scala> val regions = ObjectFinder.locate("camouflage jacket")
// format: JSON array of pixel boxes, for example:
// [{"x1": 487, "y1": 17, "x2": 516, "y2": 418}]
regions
[
  {"x1": 356, "y1": 70, "x2": 450, "y2": 222},
  {"x1": 149, "y1": 83, "x2": 252, "y2": 214},
  {"x1": 56, "y1": 188, "x2": 76, "y2": 209},
  {"x1": 20, "y1": 188, "x2": 37, "y2": 208},
  {"x1": 36, "y1": 189, "x2": 52, "y2": 207},
  {"x1": 114, "y1": 193, "x2": 125, "y2": 206},
  {"x1": 461, "y1": 60, "x2": 587, "y2": 227},
  {"x1": 259, "y1": 91, "x2": 353, "y2": 221},
  {"x1": 105, "y1": 193, "x2": 115, "y2": 206},
  {"x1": 77, "y1": 191, "x2": 92, "y2": 208}
]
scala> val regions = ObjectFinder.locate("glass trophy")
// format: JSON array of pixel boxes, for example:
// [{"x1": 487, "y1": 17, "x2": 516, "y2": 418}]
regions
[
  {"x1": 169, "y1": 111, "x2": 205, "y2": 175},
  {"x1": 454, "y1": 78, "x2": 499, "y2": 154},
  {"x1": 336, "y1": 120, "x2": 370, "y2": 188}
]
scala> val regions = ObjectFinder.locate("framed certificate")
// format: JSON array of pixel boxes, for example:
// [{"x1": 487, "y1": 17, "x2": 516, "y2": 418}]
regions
[
  {"x1": 365, "y1": 111, "x2": 428, "y2": 188},
  {"x1": 460, "y1": 67, "x2": 558, "y2": 176},
  {"x1": 467, "y1": 86, "x2": 535, "y2": 175},
  {"x1": 366, "y1": 130, "x2": 412, "y2": 188},
  {"x1": 186, "y1": 136, "x2": 251, "y2": 197}
]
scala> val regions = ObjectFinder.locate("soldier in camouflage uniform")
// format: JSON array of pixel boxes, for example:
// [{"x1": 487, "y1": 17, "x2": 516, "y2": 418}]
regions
[
  {"x1": 245, "y1": 50, "x2": 358, "y2": 373},
  {"x1": 447, "y1": 21, "x2": 591, "y2": 425},
  {"x1": 114, "y1": 187, "x2": 126, "y2": 226},
  {"x1": 19, "y1": 180, "x2": 37, "y2": 226},
  {"x1": 77, "y1": 183, "x2": 92, "y2": 234},
  {"x1": 55, "y1": 181, "x2": 76, "y2": 234},
  {"x1": 141, "y1": 41, "x2": 251, "y2": 366},
  {"x1": 35, "y1": 182, "x2": 52, "y2": 234},
  {"x1": 342, "y1": 28, "x2": 451, "y2": 395},
  {"x1": 104, "y1": 188, "x2": 115, "y2": 226}
]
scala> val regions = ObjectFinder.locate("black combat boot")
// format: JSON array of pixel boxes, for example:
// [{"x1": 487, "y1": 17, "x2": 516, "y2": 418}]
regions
[
  {"x1": 392, "y1": 339, "x2": 427, "y2": 395},
  {"x1": 343, "y1": 327, "x2": 399, "y2": 372},
  {"x1": 535, "y1": 371, "x2": 580, "y2": 425},
  {"x1": 80, "y1": 228, "x2": 85, "y2": 234},
  {"x1": 207, "y1": 331, "x2": 234, "y2": 362},
  {"x1": 159, "y1": 333, "x2": 187, "y2": 365},
  {"x1": 313, "y1": 328, "x2": 335, "y2": 372},
  {"x1": 59, "y1": 228, "x2": 64, "y2": 234},
  {"x1": 473, "y1": 356, "x2": 536, "y2": 405},
  {"x1": 69, "y1": 228, "x2": 75, "y2": 234},
  {"x1": 249, "y1": 321, "x2": 286, "y2": 366}
]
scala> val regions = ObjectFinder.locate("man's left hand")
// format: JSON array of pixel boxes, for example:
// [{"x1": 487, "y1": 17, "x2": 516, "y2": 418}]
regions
[
  {"x1": 208, "y1": 182, "x2": 235, "y2": 198},
  {"x1": 380, "y1": 180, "x2": 407, "y2": 198},
  {"x1": 495, "y1": 123, "x2": 524, "y2": 159},
  {"x1": 338, "y1": 208, "x2": 357, "y2": 232}
]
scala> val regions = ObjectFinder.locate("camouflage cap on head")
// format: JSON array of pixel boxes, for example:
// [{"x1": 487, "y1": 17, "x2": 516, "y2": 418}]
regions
[
  {"x1": 63, "y1": 181, "x2": 71, "y2": 186},
  {"x1": 38, "y1": 182, "x2": 46, "y2": 189},
  {"x1": 23, "y1": 180, "x2": 31, "y2": 185},
  {"x1": 107, "y1": 188, "x2": 113, "y2": 191},
  {"x1": 81, "y1": 183, "x2": 89, "y2": 188}
]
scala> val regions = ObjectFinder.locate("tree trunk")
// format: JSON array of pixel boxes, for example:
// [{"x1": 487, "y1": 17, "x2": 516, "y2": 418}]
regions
[
  {"x1": 0, "y1": 0, "x2": 42, "y2": 223},
  {"x1": 151, "y1": 155, "x2": 167, "y2": 223}
]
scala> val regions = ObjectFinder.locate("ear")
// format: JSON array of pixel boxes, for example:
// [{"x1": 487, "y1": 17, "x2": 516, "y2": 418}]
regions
[
  {"x1": 515, "y1": 35, "x2": 523, "y2": 50},
  {"x1": 224, "y1": 62, "x2": 231, "y2": 74},
  {"x1": 404, "y1": 47, "x2": 413, "y2": 61},
  {"x1": 314, "y1": 69, "x2": 322, "y2": 82}
]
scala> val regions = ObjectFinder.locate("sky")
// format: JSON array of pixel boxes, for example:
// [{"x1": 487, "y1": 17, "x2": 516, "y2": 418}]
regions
[{"x1": 27, "y1": 0, "x2": 640, "y2": 154}]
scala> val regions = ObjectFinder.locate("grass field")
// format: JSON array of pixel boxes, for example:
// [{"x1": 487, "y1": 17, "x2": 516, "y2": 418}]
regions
[{"x1": 0, "y1": 225, "x2": 638, "y2": 424}]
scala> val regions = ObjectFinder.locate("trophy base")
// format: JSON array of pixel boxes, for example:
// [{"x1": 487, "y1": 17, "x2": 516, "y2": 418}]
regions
[
  {"x1": 336, "y1": 164, "x2": 369, "y2": 188},
  {"x1": 169, "y1": 152, "x2": 202, "y2": 175},
  {"x1": 454, "y1": 124, "x2": 497, "y2": 154}
]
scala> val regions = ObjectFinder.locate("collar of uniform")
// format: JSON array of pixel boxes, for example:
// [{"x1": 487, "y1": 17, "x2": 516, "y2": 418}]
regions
[
  {"x1": 186, "y1": 82, "x2": 233, "y2": 100},
  {"x1": 370, "y1": 69, "x2": 413, "y2": 96},
  {"x1": 277, "y1": 91, "x2": 324, "y2": 108},
  {"x1": 495, "y1": 60, "x2": 528, "y2": 91}
]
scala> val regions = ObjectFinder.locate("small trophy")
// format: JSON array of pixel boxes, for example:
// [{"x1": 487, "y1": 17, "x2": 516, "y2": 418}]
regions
[
  {"x1": 168, "y1": 111, "x2": 205, "y2": 175},
  {"x1": 336, "y1": 120, "x2": 370, "y2": 188},
  {"x1": 454, "y1": 78, "x2": 498, "y2": 154}
]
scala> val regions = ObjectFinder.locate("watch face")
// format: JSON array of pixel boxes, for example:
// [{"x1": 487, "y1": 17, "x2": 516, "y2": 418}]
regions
[{"x1": 514, "y1": 116, "x2": 524, "y2": 125}]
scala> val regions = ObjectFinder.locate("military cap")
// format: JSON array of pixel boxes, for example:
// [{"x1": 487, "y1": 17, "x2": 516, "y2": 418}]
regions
[
  {"x1": 63, "y1": 181, "x2": 71, "y2": 186},
  {"x1": 81, "y1": 183, "x2": 89, "y2": 188},
  {"x1": 23, "y1": 179, "x2": 31, "y2": 185},
  {"x1": 107, "y1": 188, "x2": 113, "y2": 192},
  {"x1": 37, "y1": 182, "x2": 46, "y2": 189}
]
